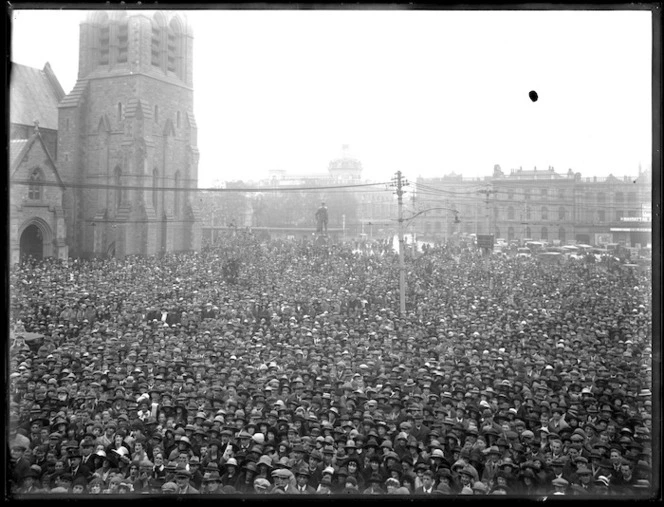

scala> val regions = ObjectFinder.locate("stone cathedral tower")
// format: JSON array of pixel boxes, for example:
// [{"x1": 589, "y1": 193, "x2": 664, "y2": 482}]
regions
[{"x1": 57, "y1": 10, "x2": 201, "y2": 258}]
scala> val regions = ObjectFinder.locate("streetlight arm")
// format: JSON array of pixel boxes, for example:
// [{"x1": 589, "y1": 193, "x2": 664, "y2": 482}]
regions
[{"x1": 403, "y1": 207, "x2": 459, "y2": 222}]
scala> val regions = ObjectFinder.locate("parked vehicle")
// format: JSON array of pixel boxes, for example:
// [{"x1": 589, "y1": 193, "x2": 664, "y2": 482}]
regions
[{"x1": 516, "y1": 247, "x2": 532, "y2": 258}]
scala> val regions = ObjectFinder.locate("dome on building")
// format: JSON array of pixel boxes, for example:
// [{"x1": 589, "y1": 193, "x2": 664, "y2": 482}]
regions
[{"x1": 328, "y1": 144, "x2": 362, "y2": 180}]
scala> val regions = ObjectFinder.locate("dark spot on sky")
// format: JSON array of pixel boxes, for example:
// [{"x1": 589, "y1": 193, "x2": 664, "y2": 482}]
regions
[{"x1": 529, "y1": 90, "x2": 538, "y2": 102}]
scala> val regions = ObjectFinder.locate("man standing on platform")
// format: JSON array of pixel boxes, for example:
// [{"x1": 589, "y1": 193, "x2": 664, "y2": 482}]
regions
[{"x1": 316, "y1": 202, "x2": 328, "y2": 234}]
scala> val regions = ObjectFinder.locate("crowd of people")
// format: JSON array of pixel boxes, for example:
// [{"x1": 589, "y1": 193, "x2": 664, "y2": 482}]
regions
[{"x1": 8, "y1": 230, "x2": 654, "y2": 497}]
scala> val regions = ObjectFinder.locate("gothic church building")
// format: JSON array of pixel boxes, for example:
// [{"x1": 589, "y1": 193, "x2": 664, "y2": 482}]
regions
[{"x1": 10, "y1": 10, "x2": 201, "y2": 262}]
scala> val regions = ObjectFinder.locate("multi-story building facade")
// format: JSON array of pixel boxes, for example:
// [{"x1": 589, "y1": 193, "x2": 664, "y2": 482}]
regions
[{"x1": 414, "y1": 165, "x2": 651, "y2": 248}]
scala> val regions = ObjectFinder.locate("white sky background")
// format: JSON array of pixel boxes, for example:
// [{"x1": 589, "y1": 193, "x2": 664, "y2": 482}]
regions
[{"x1": 11, "y1": 8, "x2": 652, "y2": 187}]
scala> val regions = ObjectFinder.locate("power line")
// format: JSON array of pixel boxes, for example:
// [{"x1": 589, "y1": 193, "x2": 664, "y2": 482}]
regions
[
  {"x1": 413, "y1": 184, "x2": 486, "y2": 196},
  {"x1": 12, "y1": 180, "x2": 391, "y2": 193}
]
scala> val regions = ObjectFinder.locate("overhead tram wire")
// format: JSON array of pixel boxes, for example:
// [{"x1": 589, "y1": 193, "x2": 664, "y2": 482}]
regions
[
  {"x1": 413, "y1": 181, "x2": 486, "y2": 192},
  {"x1": 13, "y1": 180, "x2": 392, "y2": 193},
  {"x1": 413, "y1": 184, "x2": 486, "y2": 196}
]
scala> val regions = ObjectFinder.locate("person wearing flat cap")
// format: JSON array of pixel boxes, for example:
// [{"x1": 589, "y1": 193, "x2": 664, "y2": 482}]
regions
[
  {"x1": 9, "y1": 441, "x2": 32, "y2": 489},
  {"x1": 161, "y1": 481, "x2": 179, "y2": 494},
  {"x1": 570, "y1": 465, "x2": 594, "y2": 495},
  {"x1": 551, "y1": 476, "x2": 569, "y2": 495},
  {"x1": 253, "y1": 477, "x2": 272, "y2": 494},
  {"x1": 174, "y1": 467, "x2": 199, "y2": 494},
  {"x1": 271, "y1": 468, "x2": 296, "y2": 494}
]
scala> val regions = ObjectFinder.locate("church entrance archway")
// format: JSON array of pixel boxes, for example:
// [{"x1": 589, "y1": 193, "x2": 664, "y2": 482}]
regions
[{"x1": 20, "y1": 224, "x2": 44, "y2": 262}]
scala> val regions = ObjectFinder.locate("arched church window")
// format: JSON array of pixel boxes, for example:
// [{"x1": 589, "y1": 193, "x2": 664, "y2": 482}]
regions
[
  {"x1": 98, "y1": 12, "x2": 110, "y2": 65},
  {"x1": 168, "y1": 17, "x2": 183, "y2": 78},
  {"x1": 116, "y1": 16, "x2": 129, "y2": 64},
  {"x1": 151, "y1": 13, "x2": 166, "y2": 69},
  {"x1": 28, "y1": 168, "x2": 43, "y2": 200}
]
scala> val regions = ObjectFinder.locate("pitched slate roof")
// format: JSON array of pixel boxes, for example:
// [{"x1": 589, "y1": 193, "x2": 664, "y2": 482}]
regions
[
  {"x1": 10, "y1": 139, "x2": 29, "y2": 168},
  {"x1": 10, "y1": 62, "x2": 65, "y2": 131}
]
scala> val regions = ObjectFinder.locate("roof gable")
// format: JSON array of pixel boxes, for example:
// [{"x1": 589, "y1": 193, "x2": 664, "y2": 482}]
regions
[{"x1": 10, "y1": 131, "x2": 66, "y2": 189}]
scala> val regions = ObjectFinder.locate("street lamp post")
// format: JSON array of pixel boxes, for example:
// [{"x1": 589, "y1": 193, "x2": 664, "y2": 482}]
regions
[
  {"x1": 342, "y1": 214, "x2": 346, "y2": 242},
  {"x1": 399, "y1": 206, "x2": 459, "y2": 312}
]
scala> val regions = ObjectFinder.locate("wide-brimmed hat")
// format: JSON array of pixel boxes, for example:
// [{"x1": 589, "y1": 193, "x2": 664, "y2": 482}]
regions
[{"x1": 257, "y1": 455, "x2": 273, "y2": 468}]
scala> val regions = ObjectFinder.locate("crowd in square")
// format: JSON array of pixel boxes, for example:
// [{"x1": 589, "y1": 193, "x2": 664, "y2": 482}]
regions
[{"x1": 8, "y1": 231, "x2": 653, "y2": 496}]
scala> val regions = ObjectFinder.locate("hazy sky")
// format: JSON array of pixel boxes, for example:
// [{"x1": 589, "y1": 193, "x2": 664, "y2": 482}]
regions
[{"x1": 10, "y1": 8, "x2": 652, "y2": 187}]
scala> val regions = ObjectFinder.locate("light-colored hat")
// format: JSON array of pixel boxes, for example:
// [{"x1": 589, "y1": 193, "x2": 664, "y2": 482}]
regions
[
  {"x1": 161, "y1": 481, "x2": 178, "y2": 492},
  {"x1": 271, "y1": 468, "x2": 290, "y2": 479},
  {"x1": 472, "y1": 481, "x2": 488, "y2": 493},
  {"x1": 253, "y1": 478, "x2": 271, "y2": 490}
]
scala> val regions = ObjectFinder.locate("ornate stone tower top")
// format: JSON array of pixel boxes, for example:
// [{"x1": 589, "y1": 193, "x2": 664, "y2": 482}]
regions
[
  {"x1": 328, "y1": 144, "x2": 363, "y2": 181},
  {"x1": 78, "y1": 10, "x2": 194, "y2": 87}
]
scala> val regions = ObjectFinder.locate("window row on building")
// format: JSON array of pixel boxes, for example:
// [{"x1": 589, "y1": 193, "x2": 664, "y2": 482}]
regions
[{"x1": 501, "y1": 188, "x2": 639, "y2": 203}]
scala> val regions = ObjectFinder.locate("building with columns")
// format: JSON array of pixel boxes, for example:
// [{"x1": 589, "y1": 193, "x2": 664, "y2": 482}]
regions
[{"x1": 414, "y1": 165, "x2": 651, "y2": 248}]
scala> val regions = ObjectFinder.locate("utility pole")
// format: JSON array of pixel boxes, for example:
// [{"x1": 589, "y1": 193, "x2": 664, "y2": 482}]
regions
[
  {"x1": 391, "y1": 171, "x2": 409, "y2": 316},
  {"x1": 475, "y1": 197, "x2": 478, "y2": 236},
  {"x1": 411, "y1": 189, "x2": 417, "y2": 256},
  {"x1": 478, "y1": 187, "x2": 498, "y2": 237},
  {"x1": 522, "y1": 200, "x2": 530, "y2": 244},
  {"x1": 477, "y1": 187, "x2": 497, "y2": 292}
]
